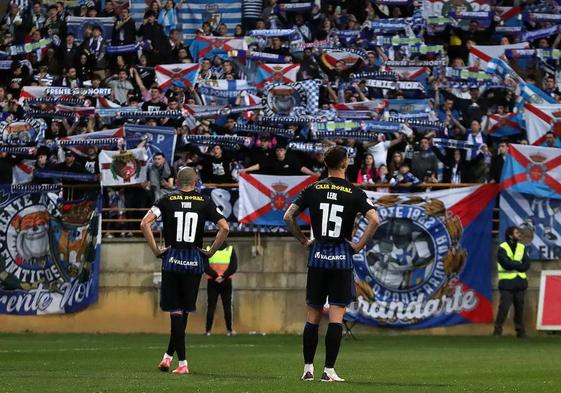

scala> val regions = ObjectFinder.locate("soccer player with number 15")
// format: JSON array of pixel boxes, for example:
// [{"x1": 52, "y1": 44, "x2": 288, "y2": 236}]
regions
[{"x1": 284, "y1": 146, "x2": 380, "y2": 382}]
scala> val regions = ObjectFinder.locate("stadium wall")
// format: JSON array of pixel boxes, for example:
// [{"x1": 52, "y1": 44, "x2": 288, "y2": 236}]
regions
[{"x1": 0, "y1": 237, "x2": 559, "y2": 335}]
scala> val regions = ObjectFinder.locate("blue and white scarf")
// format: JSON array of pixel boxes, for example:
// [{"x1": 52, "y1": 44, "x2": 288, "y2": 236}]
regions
[{"x1": 521, "y1": 25, "x2": 561, "y2": 42}]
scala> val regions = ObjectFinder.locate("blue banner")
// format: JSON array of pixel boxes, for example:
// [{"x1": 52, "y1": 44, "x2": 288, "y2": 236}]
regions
[
  {"x1": 500, "y1": 191, "x2": 561, "y2": 260},
  {"x1": 66, "y1": 16, "x2": 114, "y2": 43},
  {"x1": 125, "y1": 124, "x2": 177, "y2": 165},
  {"x1": 346, "y1": 185, "x2": 497, "y2": 329},
  {"x1": 0, "y1": 188, "x2": 102, "y2": 315}
]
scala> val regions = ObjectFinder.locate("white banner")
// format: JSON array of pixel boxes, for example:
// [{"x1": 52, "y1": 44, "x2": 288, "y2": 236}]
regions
[{"x1": 99, "y1": 148, "x2": 149, "y2": 186}]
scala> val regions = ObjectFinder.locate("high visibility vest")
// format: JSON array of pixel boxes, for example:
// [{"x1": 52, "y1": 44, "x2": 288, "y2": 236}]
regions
[
  {"x1": 497, "y1": 242, "x2": 527, "y2": 281},
  {"x1": 207, "y1": 246, "x2": 233, "y2": 279}
]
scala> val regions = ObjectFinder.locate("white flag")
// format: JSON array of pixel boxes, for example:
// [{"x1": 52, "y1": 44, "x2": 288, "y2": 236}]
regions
[{"x1": 99, "y1": 148, "x2": 149, "y2": 186}]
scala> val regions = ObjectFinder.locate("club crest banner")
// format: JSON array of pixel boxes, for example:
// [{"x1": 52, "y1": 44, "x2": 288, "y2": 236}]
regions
[
  {"x1": 262, "y1": 80, "x2": 320, "y2": 117},
  {"x1": 0, "y1": 187, "x2": 102, "y2": 314},
  {"x1": 99, "y1": 148, "x2": 149, "y2": 186},
  {"x1": 346, "y1": 185, "x2": 497, "y2": 328},
  {"x1": 499, "y1": 191, "x2": 561, "y2": 260},
  {"x1": 0, "y1": 119, "x2": 46, "y2": 146},
  {"x1": 238, "y1": 174, "x2": 316, "y2": 226}
]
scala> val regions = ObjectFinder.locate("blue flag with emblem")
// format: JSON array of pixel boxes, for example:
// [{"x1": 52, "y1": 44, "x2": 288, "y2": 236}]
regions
[
  {"x1": 346, "y1": 185, "x2": 498, "y2": 329},
  {"x1": 125, "y1": 124, "x2": 177, "y2": 165},
  {"x1": 0, "y1": 186, "x2": 102, "y2": 315}
]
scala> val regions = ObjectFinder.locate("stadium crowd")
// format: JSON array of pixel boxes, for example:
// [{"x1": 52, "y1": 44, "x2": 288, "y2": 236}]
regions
[{"x1": 0, "y1": 0, "x2": 560, "y2": 235}]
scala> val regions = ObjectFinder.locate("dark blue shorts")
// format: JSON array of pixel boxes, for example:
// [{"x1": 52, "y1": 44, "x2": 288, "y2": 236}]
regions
[{"x1": 306, "y1": 267, "x2": 355, "y2": 308}]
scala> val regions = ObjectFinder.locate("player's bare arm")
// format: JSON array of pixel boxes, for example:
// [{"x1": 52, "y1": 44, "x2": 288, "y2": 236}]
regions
[
  {"x1": 140, "y1": 210, "x2": 169, "y2": 258},
  {"x1": 347, "y1": 209, "x2": 380, "y2": 253},
  {"x1": 200, "y1": 218, "x2": 230, "y2": 258},
  {"x1": 283, "y1": 204, "x2": 312, "y2": 247}
]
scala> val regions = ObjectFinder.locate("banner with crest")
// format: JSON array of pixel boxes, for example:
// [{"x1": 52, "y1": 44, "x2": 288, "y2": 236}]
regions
[
  {"x1": 99, "y1": 148, "x2": 149, "y2": 186},
  {"x1": 346, "y1": 184, "x2": 497, "y2": 329},
  {"x1": 0, "y1": 185, "x2": 101, "y2": 314}
]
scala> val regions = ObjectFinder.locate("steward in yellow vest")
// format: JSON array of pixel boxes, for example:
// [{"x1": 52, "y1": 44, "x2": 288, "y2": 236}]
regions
[
  {"x1": 493, "y1": 227, "x2": 529, "y2": 338},
  {"x1": 204, "y1": 242, "x2": 237, "y2": 336}
]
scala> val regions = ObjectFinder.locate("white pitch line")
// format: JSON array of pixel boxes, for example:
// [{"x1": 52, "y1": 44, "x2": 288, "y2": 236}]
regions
[{"x1": 0, "y1": 344, "x2": 259, "y2": 354}]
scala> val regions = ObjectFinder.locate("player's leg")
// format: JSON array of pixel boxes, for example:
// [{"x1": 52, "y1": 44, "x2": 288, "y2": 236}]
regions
[
  {"x1": 206, "y1": 279, "x2": 219, "y2": 335},
  {"x1": 320, "y1": 269, "x2": 353, "y2": 382},
  {"x1": 302, "y1": 267, "x2": 327, "y2": 381},
  {"x1": 493, "y1": 289, "x2": 513, "y2": 336},
  {"x1": 170, "y1": 309, "x2": 188, "y2": 374},
  {"x1": 171, "y1": 272, "x2": 202, "y2": 374},
  {"x1": 221, "y1": 279, "x2": 235, "y2": 335},
  {"x1": 158, "y1": 271, "x2": 179, "y2": 372}
]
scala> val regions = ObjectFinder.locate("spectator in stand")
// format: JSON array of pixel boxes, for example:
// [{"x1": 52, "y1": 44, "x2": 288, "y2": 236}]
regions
[
  {"x1": 411, "y1": 137, "x2": 438, "y2": 184},
  {"x1": 158, "y1": 0, "x2": 178, "y2": 36},
  {"x1": 138, "y1": 10, "x2": 171, "y2": 65},
  {"x1": 27, "y1": 2, "x2": 46, "y2": 32},
  {"x1": 53, "y1": 66, "x2": 82, "y2": 88},
  {"x1": 148, "y1": 152, "x2": 174, "y2": 201},
  {"x1": 243, "y1": 141, "x2": 317, "y2": 176},
  {"x1": 31, "y1": 146, "x2": 53, "y2": 184},
  {"x1": 356, "y1": 153, "x2": 377, "y2": 184},
  {"x1": 545, "y1": 131, "x2": 560, "y2": 148},
  {"x1": 432, "y1": 147, "x2": 486, "y2": 184},
  {"x1": 390, "y1": 163, "x2": 421, "y2": 193},
  {"x1": 113, "y1": 6, "x2": 137, "y2": 46},
  {"x1": 489, "y1": 140, "x2": 509, "y2": 183},
  {"x1": 364, "y1": 132, "x2": 404, "y2": 169},
  {"x1": 58, "y1": 32, "x2": 80, "y2": 72},
  {"x1": 387, "y1": 152, "x2": 404, "y2": 179},
  {"x1": 201, "y1": 145, "x2": 233, "y2": 184},
  {"x1": 106, "y1": 69, "x2": 135, "y2": 105},
  {"x1": 83, "y1": 25, "x2": 106, "y2": 78}
]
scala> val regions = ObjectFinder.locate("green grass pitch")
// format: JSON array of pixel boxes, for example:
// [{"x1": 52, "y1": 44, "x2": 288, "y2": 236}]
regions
[{"x1": 2, "y1": 333, "x2": 561, "y2": 392}]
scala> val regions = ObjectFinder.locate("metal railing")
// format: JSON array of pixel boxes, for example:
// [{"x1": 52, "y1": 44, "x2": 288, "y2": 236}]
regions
[{"x1": 60, "y1": 182, "x2": 501, "y2": 237}]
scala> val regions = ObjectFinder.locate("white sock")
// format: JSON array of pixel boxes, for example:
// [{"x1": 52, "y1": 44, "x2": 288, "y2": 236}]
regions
[
  {"x1": 324, "y1": 367, "x2": 335, "y2": 374},
  {"x1": 178, "y1": 360, "x2": 187, "y2": 367},
  {"x1": 163, "y1": 353, "x2": 173, "y2": 361},
  {"x1": 304, "y1": 364, "x2": 314, "y2": 373}
]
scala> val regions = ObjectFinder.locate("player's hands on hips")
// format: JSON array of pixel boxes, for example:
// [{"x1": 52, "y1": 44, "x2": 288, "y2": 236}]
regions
[
  {"x1": 200, "y1": 247, "x2": 215, "y2": 258},
  {"x1": 155, "y1": 246, "x2": 169, "y2": 258},
  {"x1": 302, "y1": 239, "x2": 314, "y2": 248},
  {"x1": 346, "y1": 240, "x2": 362, "y2": 253}
]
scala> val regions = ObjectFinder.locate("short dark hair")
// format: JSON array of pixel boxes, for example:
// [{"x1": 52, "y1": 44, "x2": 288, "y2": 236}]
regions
[
  {"x1": 505, "y1": 226, "x2": 518, "y2": 239},
  {"x1": 153, "y1": 152, "x2": 165, "y2": 159},
  {"x1": 324, "y1": 146, "x2": 348, "y2": 170}
]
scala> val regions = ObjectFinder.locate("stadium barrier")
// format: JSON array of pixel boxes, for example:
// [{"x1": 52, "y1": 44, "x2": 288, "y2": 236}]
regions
[{"x1": 60, "y1": 182, "x2": 501, "y2": 236}]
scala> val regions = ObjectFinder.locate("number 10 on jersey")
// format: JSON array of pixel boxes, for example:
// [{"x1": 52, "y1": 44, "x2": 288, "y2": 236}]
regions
[{"x1": 174, "y1": 211, "x2": 199, "y2": 242}]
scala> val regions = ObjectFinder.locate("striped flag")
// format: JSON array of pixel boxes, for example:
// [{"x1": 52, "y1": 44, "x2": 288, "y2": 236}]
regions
[
  {"x1": 155, "y1": 63, "x2": 201, "y2": 91},
  {"x1": 255, "y1": 63, "x2": 300, "y2": 89},
  {"x1": 12, "y1": 159, "x2": 35, "y2": 185},
  {"x1": 469, "y1": 42, "x2": 529, "y2": 69},
  {"x1": 183, "y1": 0, "x2": 242, "y2": 38},
  {"x1": 522, "y1": 103, "x2": 561, "y2": 146},
  {"x1": 500, "y1": 144, "x2": 561, "y2": 198},
  {"x1": 482, "y1": 112, "x2": 524, "y2": 138},
  {"x1": 188, "y1": 36, "x2": 247, "y2": 61},
  {"x1": 130, "y1": 0, "x2": 241, "y2": 40},
  {"x1": 320, "y1": 49, "x2": 363, "y2": 70}
]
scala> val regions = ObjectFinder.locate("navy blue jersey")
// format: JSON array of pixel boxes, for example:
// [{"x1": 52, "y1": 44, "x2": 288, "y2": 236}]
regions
[
  {"x1": 151, "y1": 190, "x2": 223, "y2": 273},
  {"x1": 293, "y1": 177, "x2": 375, "y2": 269}
]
